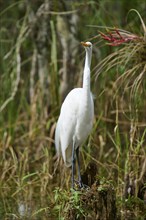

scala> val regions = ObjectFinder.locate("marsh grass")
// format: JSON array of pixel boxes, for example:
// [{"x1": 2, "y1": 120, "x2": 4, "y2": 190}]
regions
[
  {"x1": 0, "y1": 2, "x2": 146, "y2": 219},
  {"x1": 92, "y1": 9, "x2": 146, "y2": 219}
]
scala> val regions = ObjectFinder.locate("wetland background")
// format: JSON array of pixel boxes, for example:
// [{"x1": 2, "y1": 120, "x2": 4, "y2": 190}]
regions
[{"x1": 0, "y1": 0, "x2": 146, "y2": 219}]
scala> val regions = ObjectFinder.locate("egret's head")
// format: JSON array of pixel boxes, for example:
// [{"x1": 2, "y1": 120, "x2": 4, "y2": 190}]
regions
[{"x1": 81, "y1": 41, "x2": 92, "y2": 49}]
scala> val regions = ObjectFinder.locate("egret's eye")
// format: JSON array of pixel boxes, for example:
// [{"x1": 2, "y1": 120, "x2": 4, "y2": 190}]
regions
[{"x1": 86, "y1": 42, "x2": 92, "y2": 47}]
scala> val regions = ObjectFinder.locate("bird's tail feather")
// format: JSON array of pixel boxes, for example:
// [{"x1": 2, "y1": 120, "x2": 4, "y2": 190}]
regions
[{"x1": 55, "y1": 122, "x2": 61, "y2": 156}]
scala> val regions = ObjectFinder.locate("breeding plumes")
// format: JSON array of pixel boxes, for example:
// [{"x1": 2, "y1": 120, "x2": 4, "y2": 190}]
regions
[{"x1": 55, "y1": 42, "x2": 94, "y2": 188}]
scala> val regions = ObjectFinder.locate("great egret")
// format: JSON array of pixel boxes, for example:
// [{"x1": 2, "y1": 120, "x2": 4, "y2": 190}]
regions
[{"x1": 55, "y1": 42, "x2": 94, "y2": 188}]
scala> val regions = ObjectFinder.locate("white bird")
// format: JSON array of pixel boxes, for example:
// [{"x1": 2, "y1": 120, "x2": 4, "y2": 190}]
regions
[{"x1": 55, "y1": 41, "x2": 94, "y2": 188}]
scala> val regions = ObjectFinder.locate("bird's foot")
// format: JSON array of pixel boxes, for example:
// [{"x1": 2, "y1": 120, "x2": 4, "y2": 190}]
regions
[{"x1": 74, "y1": 180, "x2": 90, "y2": 190}]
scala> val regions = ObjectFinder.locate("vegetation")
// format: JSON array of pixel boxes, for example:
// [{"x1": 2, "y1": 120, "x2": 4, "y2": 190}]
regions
[{"x1": 0, "y1": 1, "x2": 146, "y2": 219}]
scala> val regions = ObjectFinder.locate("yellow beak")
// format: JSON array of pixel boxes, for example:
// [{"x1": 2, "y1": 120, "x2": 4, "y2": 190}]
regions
[{"x1": 81, "y1": 42, "x2": 89, "y2": 47}]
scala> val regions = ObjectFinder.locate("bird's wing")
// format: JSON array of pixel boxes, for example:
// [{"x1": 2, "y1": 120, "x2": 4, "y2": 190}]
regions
[{"x1": 55, "y1": 88, "x2": 82, "y2": 165}]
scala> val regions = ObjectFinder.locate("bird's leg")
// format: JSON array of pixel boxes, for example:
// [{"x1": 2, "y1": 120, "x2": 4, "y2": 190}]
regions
[
  {"x1": 76, "y1": 147, "x2": 89, "y2": 190},
  {"x1": 72, "y1": 141, "x2": 76, "y2": 189},
  {"x1": 76, "y1": 147, "x2": 83, "y2": 188}
]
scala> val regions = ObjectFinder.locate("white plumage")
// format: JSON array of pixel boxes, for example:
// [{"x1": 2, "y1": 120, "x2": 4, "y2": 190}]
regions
[{"x1": 55, "y1": 42, "x2": 94, "y2": 188}]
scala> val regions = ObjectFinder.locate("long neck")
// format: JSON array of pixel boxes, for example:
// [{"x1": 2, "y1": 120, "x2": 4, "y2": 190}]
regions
[{"x1": 83, "y1": 48, "x2": 92, "y2": 91}]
